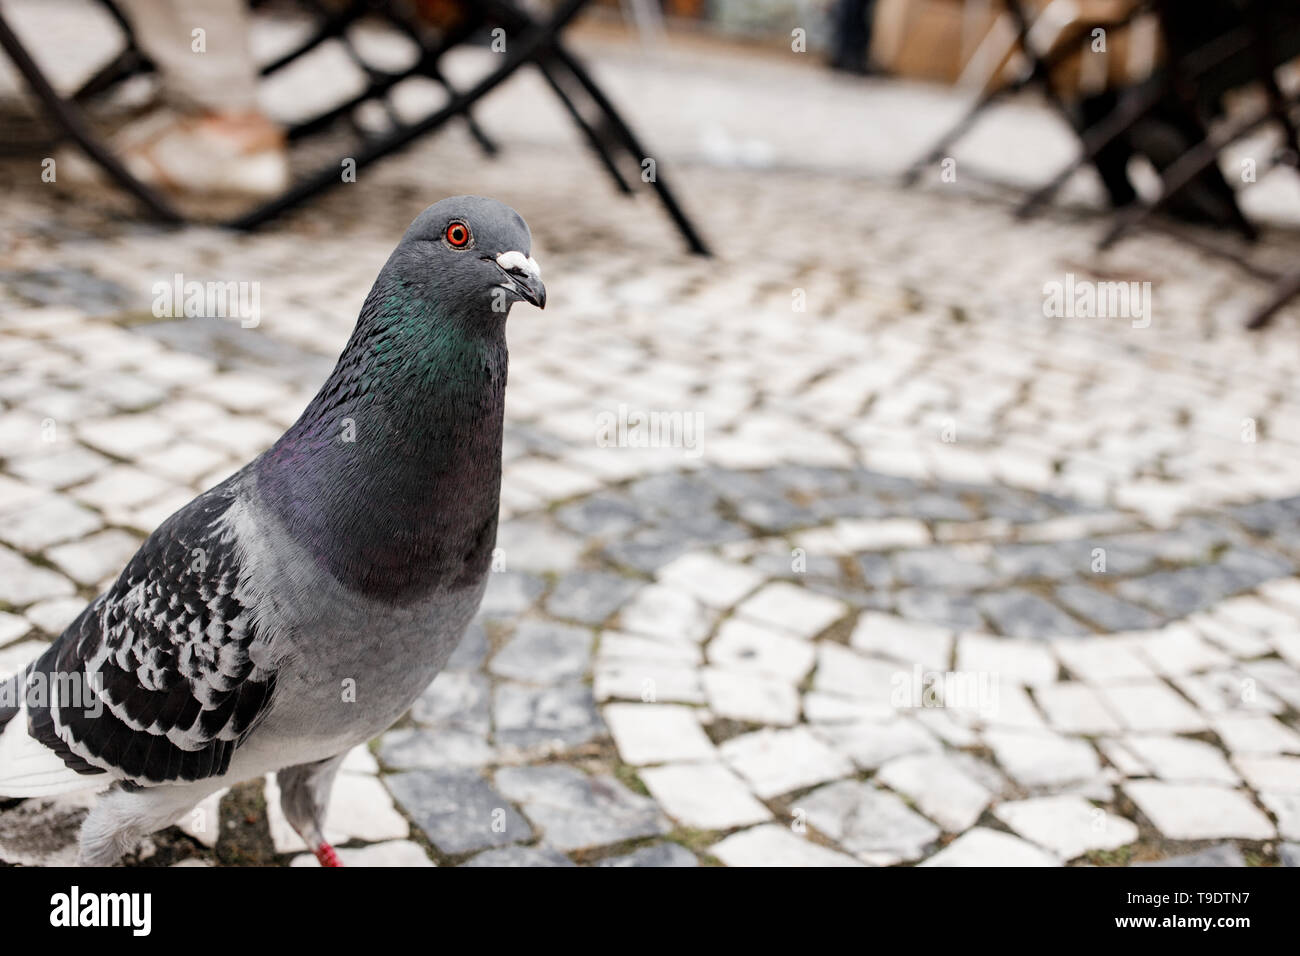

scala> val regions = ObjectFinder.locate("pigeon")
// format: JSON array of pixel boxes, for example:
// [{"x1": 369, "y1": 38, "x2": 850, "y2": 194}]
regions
[{"x1": 0, "y1": 196, "x2": 545, "y2": 866}]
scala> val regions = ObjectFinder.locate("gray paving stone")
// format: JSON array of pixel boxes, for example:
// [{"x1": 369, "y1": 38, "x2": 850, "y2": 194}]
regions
[
  {"x1": 978, "y1": 589, "x2": 1090, "y2": 639},
  {"x1": 446, "y1": 621, "x2": 488, "y2": 670},
  {"x1": 494, "y1": 765, "x2": 669, "y2": 851},
  {"x1": 991, "y1": 543, "x2": 1083, "y2": 580},
  {"x1": 460, "y1": 845, "x2": 575, "y2": 867},
  {"x1": 891, "y1": 548, "x2": 996, "y2": 590},
  {"x1": 596, "y1": 843, "x2": 698, "y2": 867},
  {"x1": 544, "y1": 570, "x2": 640, "y2": 624},
  {"x1": 553, "y1": 494, "x2": 644, "y2": 537},
  {"x1": 602, "y1": 528, "x2": 693, "y2": 573},
  {"x1": 477, "y1": 571, "x2": 545, "y2": 619},
  {"x1": 626, "y1": 472, "x2": 720, "y2": 515},
  {"x1": 384, "y1": 768, "x2": 531, "y2": 855},
  {"x1": 410, "y1": 671, "x2": 490, "y2": 733},
  {"x1": 1136, "y1": 845, "x2": 1247, "y2": 867},
  {"x1": 493, "y1": 682, "x2": 604, "y2": 750},
  {"x1": 490, "y1": 620, "x2": 593, "y2": 684},
  {"x1": 893, "y1": 589, "x2": 985, "y2": 630},
  {"x1": 1119, "y1": 562, "x2": 1276, "y2": 618},
  {"x1": 377, "y1": 727, "x2": 495, "y2": 769},
  {"x1": 1053, "y1": 584, "x2": 1163, "y2": 631},
  {"x1": 854, "y1": 553, "x2": 895, "y2": 589}
]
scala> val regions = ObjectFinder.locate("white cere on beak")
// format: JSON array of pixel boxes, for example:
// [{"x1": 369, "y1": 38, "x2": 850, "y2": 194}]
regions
[{"x1": 496, "y1": 250, "x2": 541, "y2": 283}]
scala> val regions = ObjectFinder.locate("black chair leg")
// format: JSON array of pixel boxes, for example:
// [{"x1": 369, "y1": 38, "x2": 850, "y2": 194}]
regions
[
  {"x1": 1097, "y1": 108, "x2": 1270, "y2": 249},
  {"x1": 1247, "y1": 268, "x2": 1300, "y2": 329},
  {"x1": 535, "y1": 54, "x2": 632, "y2": 194},
  {"x1": 1016, "y1": 77, "x2": 1167, "y2": 218},
  {"x1": 0, "y1": 9, "x2": 182, "y2": 223},
  {"x1": 545, "y1": 41, "x2": 710, "y2": 255}
]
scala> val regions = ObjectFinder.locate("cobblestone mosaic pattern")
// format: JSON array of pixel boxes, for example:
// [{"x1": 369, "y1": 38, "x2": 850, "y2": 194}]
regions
[{"x1": 3, "y1": 2, "x2": 1300, "y2": 867}]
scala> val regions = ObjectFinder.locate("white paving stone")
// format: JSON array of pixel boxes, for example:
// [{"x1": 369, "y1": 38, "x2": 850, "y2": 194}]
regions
[
  {"x1": 0, "y1": 546, "x2": 75, "y2": 605},
  {"x1": 985, "y1": 730, "x2": 1101, "y2": 788},
  {"x1": 994, "y1": 795, "x2": 1138, "y2": 861},
  {"x1": 265, "y1": 772, "x2": 409, "y2": 852},
  {"x1": 594, "y1": 660, "x2": 705, "y2": 705},
  {"x1": 798, "y1": 779, "x2": 940, "y2": 865},
  {"x1": 1173, "y1": 670, "x2": 1284, "y2": 716},
  {"x1": 956, "y1": 633, "x2": 1058, "y2": 688},
  {"x1": 1096, "y1": 680, "x2": 1209, "y2": 732},
  {"x1": 1054, "y1": 637, "x2": 1155, "y2": 682},
  {"x1": 0, "y1": 495, "x2": 102, "y2": 551},
  {"x1": 655, "y1": 553, "x2": 763, "y2": 609},
  {"x1": 920, "y1": 827, "x2": 1061, "y2": 867},
  {"x1": 710, "y1": 824, "x2": 864, "y2": 867},
  {"x1": 597, "y1": 630, "x2": 701, "y2": 665},
  {"x1": 701, "y1": 667, "x2": 800, "y2": 725},
  {"x1": 1232, "y1": 755, "x2": 1300, "y2": 793},
  {"x1": 811, "y1": 717, "x2": 940, "y2": 770},
  {"x1": 875, "y1": 753, "x2": 993, "y2": 832},
  {"x1": 1125, "y1": 781, "x2": 1275, "y2": 840},
  {"x1": 1129, "y1": 625, "x2": 1233, "y2": 676},
  {"x1": 1211, "y1": 715, "x2": 1300, "y2": 755},
  {"x1": 639, "y1": 763, "x2": 772, "y2": 830},
  {"x1": 1259, "y1": 792, "x2": 1300, "y2": 841},
  {"x1": 603, "y1": 703, "x2": 716, "y2": 765},
  {"x1": 44, "y1": 529, "x2": 140, "y2": 587},
  {"x1": 801, "y1": 691, "x2": 894, "y2": 724},
  {"x1": 719, "y1": 727, "x2": 854, "y2": 799},
  {"x1": 834, "y1": 518, "x2": 930, "y2": 550},
  {"x1": 0, "y1": 611, "x2": 30, "y2": 647},
  {"x1": 176, "y1": 788, "x2": 229, "y2": 848},
  {"x1": 1034, "y1": 682, "x2": 1123, "y2": 734},
  {"x1": 734, "y1": 581, "x2": 848, "y2": 639},
  {"x1": 850, "y1": 612, "x2": 953, "y2": 670},
  {"x1": 706, "y1": 617, "x2": 816, "y2": 682},
  {"x1": 812, "y1": 643, "x2": 904, "y2": 706},
  {"x1": 1121, "y1": 735, "x2": 1240, "y2": 785},
  {"x1": 617, "y1": 583, "x2": 713, "y2": 643}
]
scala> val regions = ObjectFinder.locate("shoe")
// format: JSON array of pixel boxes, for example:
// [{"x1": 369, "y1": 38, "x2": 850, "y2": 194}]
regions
[{"x1": 118, "y1": 109, "x2": 290, "y2": 199}]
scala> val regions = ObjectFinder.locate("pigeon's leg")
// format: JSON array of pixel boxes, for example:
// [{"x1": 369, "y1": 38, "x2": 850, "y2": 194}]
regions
[
  {"x1": 276, "y1": 752, "x2": 348, "y2": 867},
  {"x1": 78, "y1": 780, "x2": 215, "y2": 866}
]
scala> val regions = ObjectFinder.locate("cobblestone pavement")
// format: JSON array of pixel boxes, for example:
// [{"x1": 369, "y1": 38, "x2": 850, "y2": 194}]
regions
[{"x1": 3, "y1": 2, "x2": 1300, "y2": 867}]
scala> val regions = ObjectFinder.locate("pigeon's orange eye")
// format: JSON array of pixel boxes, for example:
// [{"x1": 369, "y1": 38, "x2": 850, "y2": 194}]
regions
[{"x1": 445, "y1": 222, "x2": 471, "y2": 247}]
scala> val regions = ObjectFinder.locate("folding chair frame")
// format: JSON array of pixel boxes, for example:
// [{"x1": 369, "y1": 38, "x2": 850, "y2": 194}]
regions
[
  {"x1": 901, "y1": 0, "x2": 1148, "y2": 188},
  {"x1": 0, "y1": 0, "x2": 710, "y2": 254}
]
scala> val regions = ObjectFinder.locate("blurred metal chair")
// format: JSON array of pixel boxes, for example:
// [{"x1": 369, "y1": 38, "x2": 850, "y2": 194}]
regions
[
  {"x1": 901, "y1": 0, "x2": 1149, "y2": 186},
  {"x1": 0, "y1": 0, "x2": 710, "y2": 253}
]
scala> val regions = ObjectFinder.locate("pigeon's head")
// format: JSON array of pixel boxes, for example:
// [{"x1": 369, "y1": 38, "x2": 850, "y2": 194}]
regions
[{"x1": 396, "y1": 195, "x2": 545, "y2": 317}]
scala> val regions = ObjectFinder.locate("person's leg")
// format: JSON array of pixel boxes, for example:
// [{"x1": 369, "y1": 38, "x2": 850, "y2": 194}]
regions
[
  {"x1": 830, "y1": 0, "x2": 873, "y2": 75},
  {"x1": 1079, "y1": 91, "x2": 1138, "y2": 208},
  {"x1": 108, "y1": 0, "x2": 288, "y2": 197},
  {"x1": 118, "y1": 0, "x2": 260, "y2": 115}
]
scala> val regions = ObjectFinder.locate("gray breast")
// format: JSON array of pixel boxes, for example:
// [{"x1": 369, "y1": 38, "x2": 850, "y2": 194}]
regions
[{"x1": 224, "y1": 484, "x2": 488, "y2": 758}]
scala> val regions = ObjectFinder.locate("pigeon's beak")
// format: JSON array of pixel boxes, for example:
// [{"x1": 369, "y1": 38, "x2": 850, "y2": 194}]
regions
[{"x1": 494, "y1": 251, "x2": 547, "y2": 310}]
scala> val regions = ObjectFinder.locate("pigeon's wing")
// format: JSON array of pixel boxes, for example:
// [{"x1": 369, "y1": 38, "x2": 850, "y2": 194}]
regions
[{"x1": 16, "y1": 479, "x2": 277, "y2": 788}]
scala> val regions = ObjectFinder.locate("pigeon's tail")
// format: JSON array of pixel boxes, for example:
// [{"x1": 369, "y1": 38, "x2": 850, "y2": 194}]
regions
[{"x1": 0, "y1": 670, "x2": 99, "y2": 798}]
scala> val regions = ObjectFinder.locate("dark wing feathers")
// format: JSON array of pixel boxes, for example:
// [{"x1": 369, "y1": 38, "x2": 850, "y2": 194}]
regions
[{"x1": 25, "y1": 481, "x2": 278, "y2": 785}]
